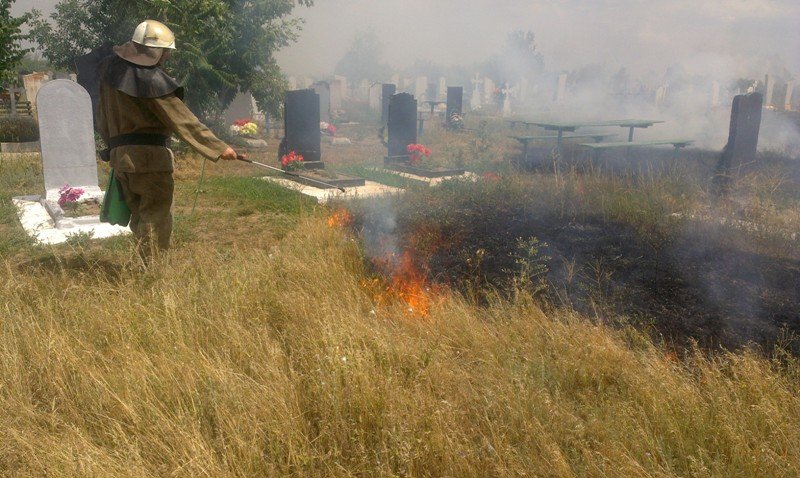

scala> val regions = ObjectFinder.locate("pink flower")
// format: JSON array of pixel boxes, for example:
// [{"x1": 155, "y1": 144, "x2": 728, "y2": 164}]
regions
[{"x1": 57, "y1": 185, "x2": 85, "y2": 207}]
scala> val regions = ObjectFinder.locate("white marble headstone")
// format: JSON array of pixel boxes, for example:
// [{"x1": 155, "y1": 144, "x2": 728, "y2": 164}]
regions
[
  {"x1": 368, "y1": 83, "x2": 382, "y2": 111},
  {"x1": 36, "y1": 80, "x2": 101, "y2": 202},
  {"x1": 764, "y1": 74, "x2": 775, "y2": 108},
  {"x1": 415, "y1": 77, "x2": 428, "y2": 101}
]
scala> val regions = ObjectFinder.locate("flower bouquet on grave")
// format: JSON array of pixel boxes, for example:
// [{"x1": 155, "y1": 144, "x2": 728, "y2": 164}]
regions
[
  {"x1": 58, "y1": 184, "x2": 99, "y2": 217},
  {"x1": 448, "y1": 112, "x2": 464, "y2": 130},
  {"x1": 320, "y1": 121, "x2": 337, "y2": 137},
  {"x1": 230, "y1": 118, "x2": 259, "y2": 138},
  {"x1": 407, "y1": 143, "x2": 432, "y2": 165},
  {"x1": 281, "y1": 150, "x2": 305, "y2": 171}
]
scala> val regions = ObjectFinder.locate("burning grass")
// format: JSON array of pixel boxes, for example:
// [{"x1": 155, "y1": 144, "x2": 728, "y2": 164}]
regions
[{"x1": 347, "y1": 167, "x2": 800, "y2": 354}]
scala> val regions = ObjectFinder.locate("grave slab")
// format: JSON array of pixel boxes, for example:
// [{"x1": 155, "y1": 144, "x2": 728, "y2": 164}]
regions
[
  {"x1": 260, "y1": 177, "x2": 402, "y2": 203},
  {"x1": 13, "y1": 80, "x2": 130, "y2": 245},
  {"x1": 375, "y1": 168, "x2": 478, "y2": 186},
  {"x1": 12, "y1": 195, "x2": 129, "y2": 245}
]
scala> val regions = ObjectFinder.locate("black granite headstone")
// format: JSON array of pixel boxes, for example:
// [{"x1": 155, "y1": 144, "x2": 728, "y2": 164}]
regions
[
  {"x1": 714, "y1": 92, "x2": 763, "y2": 192},
  {"x1": 381, "y1": 83, "x2": 396, "y2": 125},
  {"x1": 446, "y1": 87, "x2": 463, "y2": 125},
  {"x1": 284, "y1": 89, "x2": 322, "y2": 168},
  {"x1": 386, "y1": 93, "x2": 417, "y2": 163}
]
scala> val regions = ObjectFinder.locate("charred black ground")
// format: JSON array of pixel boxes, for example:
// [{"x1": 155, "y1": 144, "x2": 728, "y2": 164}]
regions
[{"x1": 348, "y1": 146, "x2": 800, "y2": 355}]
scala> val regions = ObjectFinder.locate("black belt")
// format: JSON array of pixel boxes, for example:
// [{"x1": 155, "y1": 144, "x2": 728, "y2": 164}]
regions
[{"x1": 100, "y1": 133, "x2": 171, "y2": 162}]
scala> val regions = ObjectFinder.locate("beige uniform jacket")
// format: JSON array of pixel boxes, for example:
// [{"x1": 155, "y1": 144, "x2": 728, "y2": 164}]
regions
[{"x1": 97, "y1": 82, "x2": 228, "y2": 173}]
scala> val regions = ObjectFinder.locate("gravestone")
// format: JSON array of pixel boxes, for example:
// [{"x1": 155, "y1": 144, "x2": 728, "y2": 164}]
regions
[
  {"x1": 470, "y1": 77, "x2": 482, "y2": 110},
  {"x1": 381, "y1": 83, "x2": 396, "y2": 125},
  {"x1": 23, "y1": 73, "x2": 49, "y2": 106},
  {"x1": 281, "y1": 89, "x2": 364, "y2": 188},
  {"x1": 446, "y1": 87, "x2": 463, "y2": 127},
  {"x1": 386, "y1": 93, "x2": 417, "y2": 163},
  {"x1": 368, "y1": 83, "x2": 382, "y2": 111},
  {"x1": 427, "y1": 82, "x2": 438, "y2": 103},
  {"x1": 334, "y1": 75, "x2": 348, "y2": 99},
  {"x1": 784, "y1": 81, "x2": 794, "y2": 111},
  {"x1": 330, "y1": 78, "x2": 344, "y2": 111},
  {"x1": 37, "y1": 80, "x2": 102, "y2": 202},
  {"x1": 284, "y1": 89, "x2": 323, "y2": 168},
  {"x1": 385, "y1": 93, "x2": 464, "y2": 178},
  {"x1": 312, "y1": 81, "x2": 331, "y2": 122},
  {"x1": 763, "y1": 75, "x2": 775, "y2": 108},
  {"x1": 714, "y1": 92, "x2": 763, "y2": 191},
  {"x1": 415, "y1": 77, "x2": 428, "y2": 100}
]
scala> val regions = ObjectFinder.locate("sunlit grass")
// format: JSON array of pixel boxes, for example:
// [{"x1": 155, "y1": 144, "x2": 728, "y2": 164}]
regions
[{"x1": 1, "y1": 219, "x2": 799, "y2": 476}]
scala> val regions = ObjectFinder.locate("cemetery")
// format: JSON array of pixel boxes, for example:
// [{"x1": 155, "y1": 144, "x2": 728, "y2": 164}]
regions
[{"x1": 1, "y1": 0, "x2": 800, "y2": 475}]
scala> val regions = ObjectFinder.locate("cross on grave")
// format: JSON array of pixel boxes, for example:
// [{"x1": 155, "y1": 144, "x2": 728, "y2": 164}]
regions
[{"x1": 6, "y1": 86, "x2": 24, "y2": 115}]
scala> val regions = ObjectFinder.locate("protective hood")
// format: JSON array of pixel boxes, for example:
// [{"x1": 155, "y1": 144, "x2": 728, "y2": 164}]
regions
[{"x1": 102, "y1": 54, "x2": 184, "y2": 100}]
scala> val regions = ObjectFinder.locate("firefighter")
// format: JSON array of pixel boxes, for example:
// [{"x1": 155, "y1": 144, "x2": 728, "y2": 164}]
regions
[{"x1": 96, "y1": 19, "x2": 241, "y2": 258}]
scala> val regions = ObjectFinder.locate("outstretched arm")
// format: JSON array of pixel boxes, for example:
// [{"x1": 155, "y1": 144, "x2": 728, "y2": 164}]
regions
[{"x1": 146, "y1": 94, "x2": 235, "y2": 160}]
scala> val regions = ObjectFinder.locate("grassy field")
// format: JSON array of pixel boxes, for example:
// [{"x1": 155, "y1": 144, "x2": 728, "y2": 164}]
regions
[{"x1": 1, "y1": 117, "x2": 799, "y2": 476}]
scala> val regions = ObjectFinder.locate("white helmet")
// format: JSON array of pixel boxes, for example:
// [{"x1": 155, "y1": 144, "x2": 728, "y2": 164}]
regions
[{"x1": 131, "y1": 20, "x2": 176, "y2": 50}]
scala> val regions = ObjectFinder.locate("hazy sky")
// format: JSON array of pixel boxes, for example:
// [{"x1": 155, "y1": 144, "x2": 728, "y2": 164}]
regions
[{"x1": 13, "y1": 0, "x2": 800, "y2": 79}]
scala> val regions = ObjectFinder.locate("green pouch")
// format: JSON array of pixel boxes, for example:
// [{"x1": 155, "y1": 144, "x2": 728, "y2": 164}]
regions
[{"x1": 100, "y1": 169, "x2": 131, "y2": 227}]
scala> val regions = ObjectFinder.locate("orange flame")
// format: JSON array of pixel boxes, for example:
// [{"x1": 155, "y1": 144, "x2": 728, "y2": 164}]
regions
[
  {"x1": 365, "y1": 250, "x2": 437, "y2": 317},
  {"x1": 327, "y1": 208, "x2": 353, "y2": 228},
  {"x1": 391, "y1": 251, "x2": 431, "y2": 316}
]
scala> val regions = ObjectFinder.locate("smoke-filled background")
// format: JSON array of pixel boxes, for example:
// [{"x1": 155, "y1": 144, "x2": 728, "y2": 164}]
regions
[{"x1": 14, "y1": 0, "x2": 800, "y2": 151}]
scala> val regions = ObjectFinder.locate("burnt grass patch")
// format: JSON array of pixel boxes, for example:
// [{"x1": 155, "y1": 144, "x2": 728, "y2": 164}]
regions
[{"x1": 349, "y1": 175, "x2": 800, "y2": 355}]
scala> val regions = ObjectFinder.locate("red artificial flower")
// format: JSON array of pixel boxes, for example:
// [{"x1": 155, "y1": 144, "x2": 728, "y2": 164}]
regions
[
  {"x1": 233, "y1": 118, "x2": 252, "y2": 127},
  {"x1": 406, "y1": 143, "x2": 431, "y2": 165},
  {"x1": 281, "y1": 151, "x2": 304, "y2": 169}
]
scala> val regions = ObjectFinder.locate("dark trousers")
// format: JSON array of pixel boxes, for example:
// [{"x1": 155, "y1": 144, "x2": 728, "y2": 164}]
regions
[{"x1": 115, "y1": 171, "x2": 174, "y2": 255}]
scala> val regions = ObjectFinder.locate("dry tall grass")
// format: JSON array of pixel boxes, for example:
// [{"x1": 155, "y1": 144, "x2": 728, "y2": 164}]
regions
[{"x1": 2, "y1": 218, "x2": 799, "y2": 477}]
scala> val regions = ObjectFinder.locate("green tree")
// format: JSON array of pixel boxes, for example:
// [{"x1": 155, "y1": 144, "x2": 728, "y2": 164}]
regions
[
  {"x1": 484, "y1": 30, "x2": 545, "y2": 85},
  {"x1": 29, "y1": 0, "x2": 313, "y2": 119},
  {"x1": 0, "y1": 0, "x2": 32, "y2": 84},
  {"x1": 334, "y1": 30, "x2": 392, "y2": 82}
]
